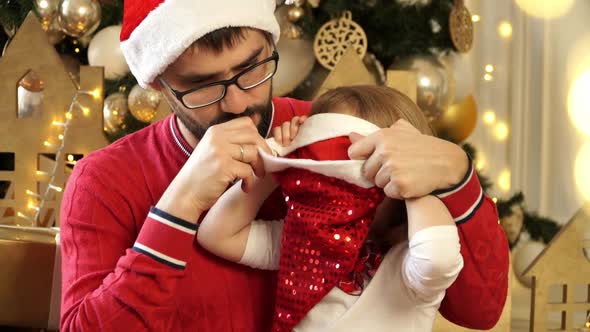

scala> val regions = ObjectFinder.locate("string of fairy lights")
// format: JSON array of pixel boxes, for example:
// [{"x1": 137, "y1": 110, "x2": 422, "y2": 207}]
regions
[{"x1": 16, "y1": 86, "x2": 101, "y2": 225}]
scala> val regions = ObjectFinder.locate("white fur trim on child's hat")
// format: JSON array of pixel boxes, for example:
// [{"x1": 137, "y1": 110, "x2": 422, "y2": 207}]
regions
[
  {"x1": 260, "y1": 113, "x2": 381, "y2": 188},
  {"x1": 120, "y1": 0, "x2": 281, "y2": 88}
]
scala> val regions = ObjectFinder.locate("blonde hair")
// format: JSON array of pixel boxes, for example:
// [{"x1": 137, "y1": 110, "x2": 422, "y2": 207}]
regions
[{"x1": 311, "y1": 85, "x2": 433, "y2": 135}]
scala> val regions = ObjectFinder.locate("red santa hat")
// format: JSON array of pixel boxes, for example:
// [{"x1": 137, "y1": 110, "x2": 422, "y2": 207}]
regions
[{"x1": 120, "y1": 0, "x2": 286, "y2": 88}]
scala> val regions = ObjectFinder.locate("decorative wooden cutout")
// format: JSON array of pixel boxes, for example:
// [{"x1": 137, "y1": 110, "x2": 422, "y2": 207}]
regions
[
  {"x1": 315, "y1": 47, "x2": 376, "y2": 98},
  {"x1": 387, "y1": 70, "x2": 418, "y2": 103},
  {"x1": 0, "y1": 12, "x2": 108, "y2": 227},
  {"x1": 524, "y1": 203, "x2": 590, "y2": 332}
]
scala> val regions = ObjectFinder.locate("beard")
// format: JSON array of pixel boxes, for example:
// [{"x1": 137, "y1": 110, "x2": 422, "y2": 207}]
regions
[{"x1": 172, "y1": 90, "x2": 273, "y2": 141}]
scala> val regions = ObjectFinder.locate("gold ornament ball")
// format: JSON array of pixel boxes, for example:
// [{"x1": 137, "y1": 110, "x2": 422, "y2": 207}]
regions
[
  {"x1": 431, "y1": 94, "x2": 477, "y2": 143},
  {"x1": 390, "y1": 55, "x2": 455, "y2": 121},
  {"x1": 58, "y1": 0, "x2": 101, "y2": 38},
  {"x1": 19, "y1": 71, "x2": 45, "y2": 92},
  {"x1": 287, "y1": 6, "x2": 305, "y2": 23},
  {"x1": 273, "y1": 5, "x2": 315, "y2": 96},
  {"x1": 43, "y1": 17, "x2": 66, "y2": 45},
  {"x1": 34, "y1": 0, "x2": 60, "y2": 26},
  {"x1": 128, "y1": 85, "x2": 162, "y2": 123},
  {"x1": 103, "y1": 93, "x2": 129, "y2": 135},
  {"x1": 283, "y1": 24, "x2": 303, "y2": 39}
]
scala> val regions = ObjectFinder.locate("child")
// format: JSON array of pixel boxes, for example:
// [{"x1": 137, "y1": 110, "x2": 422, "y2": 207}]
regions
[{"x1": 197, "y1": 85, "x2": 464, "y2": 332}]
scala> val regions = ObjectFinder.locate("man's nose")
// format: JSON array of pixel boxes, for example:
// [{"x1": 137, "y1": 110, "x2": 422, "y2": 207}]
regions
[{"x1": 220, "y1": 84, "x2": 249, "y2": 115}]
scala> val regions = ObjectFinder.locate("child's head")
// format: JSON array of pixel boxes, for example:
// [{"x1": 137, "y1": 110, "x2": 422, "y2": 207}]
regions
[
  {"x1": 312, "y1": 85, "x2": 433, "y2": 247},
  {"x1": 311, "y1": 85, "x2": 433, "y2": 136}
]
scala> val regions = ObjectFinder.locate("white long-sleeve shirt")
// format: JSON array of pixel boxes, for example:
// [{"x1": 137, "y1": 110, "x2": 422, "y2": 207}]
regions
[{"x1": 239, "y1": 221, "x2": 463, "y2": 332}]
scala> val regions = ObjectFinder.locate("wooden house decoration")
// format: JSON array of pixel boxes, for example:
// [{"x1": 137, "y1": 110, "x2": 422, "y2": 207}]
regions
[
  {"x1": 314, "y1": 47, "x2": 377, "y2": 98},
  {"x1": 523, "y1": 203, "x2": 590, "y2": 331},
  {"x1": 0, "y1": 12, "x2": 107, "y2": 227}
]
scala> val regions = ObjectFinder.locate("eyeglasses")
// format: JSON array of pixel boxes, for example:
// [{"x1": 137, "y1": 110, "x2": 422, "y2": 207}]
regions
[{"x1": 159, "y1": 51, "x2": 279, "y2": 109}]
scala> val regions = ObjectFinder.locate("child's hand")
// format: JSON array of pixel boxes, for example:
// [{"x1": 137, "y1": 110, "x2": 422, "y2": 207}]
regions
[{"x1": 272, "y1": 116, "x2": 307, "y2": 146}]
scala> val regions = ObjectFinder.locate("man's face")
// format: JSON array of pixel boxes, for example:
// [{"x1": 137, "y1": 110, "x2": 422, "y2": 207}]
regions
[{"x1": 158, "y1": 29, "x2": 274, "y2": 140}]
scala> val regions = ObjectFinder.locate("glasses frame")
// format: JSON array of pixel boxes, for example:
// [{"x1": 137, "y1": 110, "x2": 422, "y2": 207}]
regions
[{"x1": 159, "y1": 50, "x2": 279, "y2": 109}]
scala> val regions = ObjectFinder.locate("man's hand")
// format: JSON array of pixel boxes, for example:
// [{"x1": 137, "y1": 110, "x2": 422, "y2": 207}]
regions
[
  {"x1": 348, "y1": 119, "x2": 468, "y2": 199},
  {"x1": 272, "y1": 116, "x2": 307, "y2": 146},
  {"x1": 156, "y1": 117, "x2": 272, "y2": 222}
]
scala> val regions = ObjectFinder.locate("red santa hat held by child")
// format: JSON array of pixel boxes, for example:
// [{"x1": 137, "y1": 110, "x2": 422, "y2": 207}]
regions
[
  {"x1": 262, "y1": 113, "x2": 386, "y2": 332},
  {"x1": 120, "y1": 0, "x2": 293, "y2": 88}
]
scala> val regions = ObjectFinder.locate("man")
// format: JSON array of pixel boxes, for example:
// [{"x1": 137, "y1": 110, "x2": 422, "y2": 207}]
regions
[{"x1": 60, "y1": 0, "x2": 509, "y2": 331}]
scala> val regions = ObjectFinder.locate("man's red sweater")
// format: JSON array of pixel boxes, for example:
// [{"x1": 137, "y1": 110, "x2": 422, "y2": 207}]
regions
[{"x1": 60, "y1": 97, "x2": 509, "y2": 331}]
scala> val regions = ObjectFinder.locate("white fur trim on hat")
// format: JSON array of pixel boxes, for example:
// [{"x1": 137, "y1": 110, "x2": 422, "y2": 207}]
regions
[
  {"x1": 121, "y1": 0, "x2": 281, "y2": 88},
  {"x1": 260, "y1": 113, "x2": 381, "y2": 188}
]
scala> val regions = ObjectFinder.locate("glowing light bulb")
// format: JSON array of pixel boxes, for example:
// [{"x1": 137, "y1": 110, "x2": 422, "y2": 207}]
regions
[{"x1": 498, "y1": 21, "x2": 513, "y2": 38}]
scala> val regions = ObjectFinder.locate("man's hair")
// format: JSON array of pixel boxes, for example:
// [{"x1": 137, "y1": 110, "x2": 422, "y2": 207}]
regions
[
  {"x1": 191, "y1": 26, "x2": 274, "y2": 53},
  {"x1": 311, "y1": 85, "x2": 434, "y2": 135}
]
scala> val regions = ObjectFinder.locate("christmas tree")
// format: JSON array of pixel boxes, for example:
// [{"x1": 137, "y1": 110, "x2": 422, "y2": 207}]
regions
[{"x1": 0, "y1": 0, "x2": 560, "y2": 245}]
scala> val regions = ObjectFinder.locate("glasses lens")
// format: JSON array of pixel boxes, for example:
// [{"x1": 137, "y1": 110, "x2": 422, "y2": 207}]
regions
[
  {"x1": 182, "y1": 84, "x2": 225, "y2": 108},
  {"x1": 237, "y1": 60, "x2": 277, "y2": 89}
]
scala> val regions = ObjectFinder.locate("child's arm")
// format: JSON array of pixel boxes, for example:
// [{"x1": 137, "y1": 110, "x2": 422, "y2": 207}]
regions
[
  {"x1": 405, "y1": 195, "x2": 455, "y2": 238},
  {"x1": 197, "y1": 175, "x2": 279, "y2": 263},
  {"x1": 402, "y1": 196, "x2": 463, "y2": 303}
]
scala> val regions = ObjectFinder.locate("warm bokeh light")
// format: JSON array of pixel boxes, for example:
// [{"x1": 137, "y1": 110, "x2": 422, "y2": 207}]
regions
[
  {"x1": 575, "y1": 142, "x2": 590, "y2": 201},
  {"x1": 90, "y1": 88, "x2": 101, "y2": 99},
  {"x1": 498, "y1": 21, "x2": 512, "y2": 39},
  {"x1": 567, "y1": 35, "x2": 590, "y2": 85},
  {"x1": 515, "y1": 0, "x2": 574, "y2": 19},
  {"x1": 485, "y1": 64, "x2": 494, "y2": 73},
  {"x1": 49, "y1": 184, "x2": 63, "y2": 193},
  {"x1": 498, "y1": 169, "x2": 511, "y2": 192},
  {"x1": 471, "y1": 15, "x2": 481, "y2": 22},
  {"x1": 568, "y1": 69, "x2": 590, "y2": 136},
  {"x1": 494, "y1": 122, "x2": 509, "y2": 141},
  {"x1": 484, "y1": 73, "x2": 494, "y2": 81},
  {"x1": 483, "y1": 110, "x2": 496, "y2": 125},
  {"x1": 475, "y1": 155, "x2": 486, "y2": 171}
]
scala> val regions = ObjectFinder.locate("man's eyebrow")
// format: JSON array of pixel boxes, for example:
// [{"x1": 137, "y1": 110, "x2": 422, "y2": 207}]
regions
[
  {"x1": 231, "y1": 47, "x2": 264, "y2": 71},
  {"x1": 177, "y1": 47, "x2": 265, "y2": 84}
]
